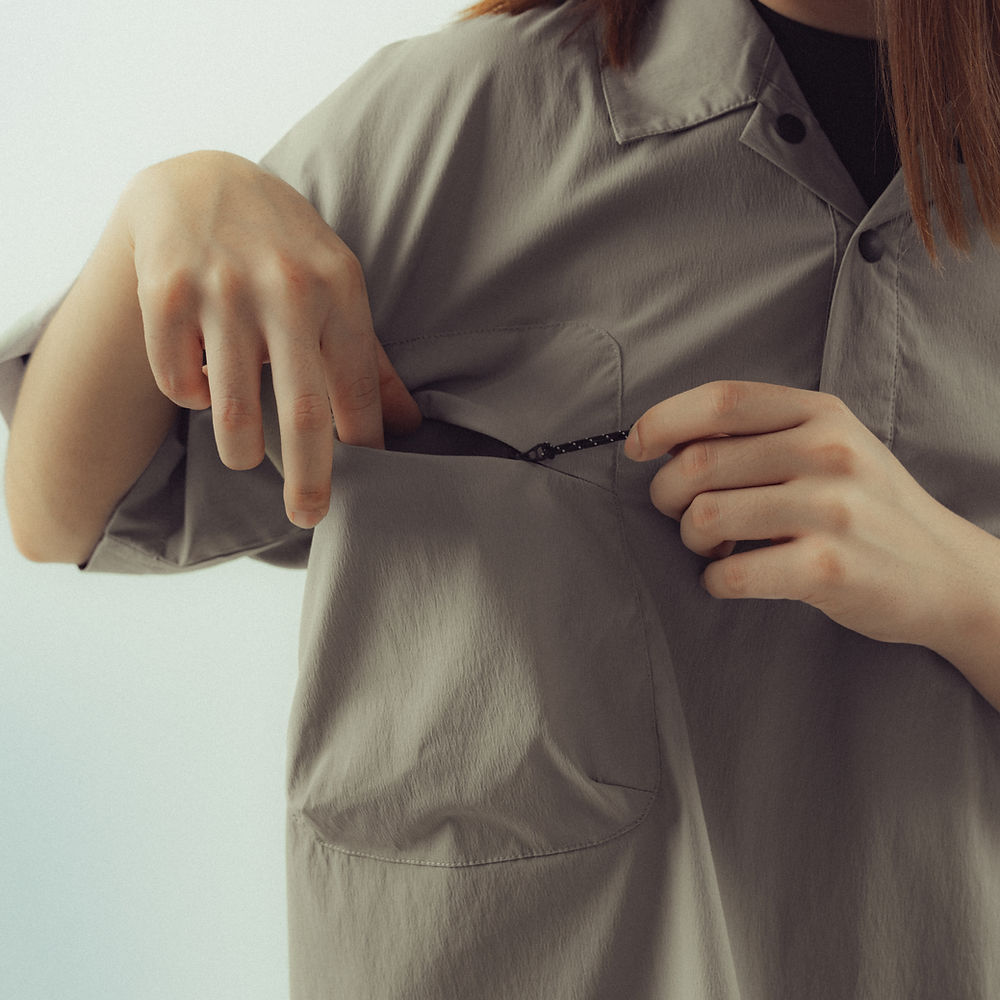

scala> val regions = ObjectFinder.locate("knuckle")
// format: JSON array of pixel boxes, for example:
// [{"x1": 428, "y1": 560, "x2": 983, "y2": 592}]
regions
[
  {"x1": 688, "y1": 492, "x2": 721, "y2": 532},
  {"x1": 262, "y1": 252, "x2": 322, "y2": 302},
  {"x1": 814, "y1": 439, "x2": 857, "y2": 476},
  {"x1": 808, "y1": 542, "x2": 847, "y2": 589},
  {"x1": 288, "y1": 392, "x2": 332, "y2": 433},
  {"x1": 204, "y1": 261, "x2": 246, "y2": 303},
  {"x1": 677, "y1": 440, "x2": 715, "y2": 482},
  {"x1": 264, "y1": 246, "x2": 370, "y2": 319},
  {"x1": 138, "y1": 267, "x2": 198, "y2": 320},
  {"x1": 332, "y1": 372, "x2": 380, "y2": 414},
  {"x1": 324, "y1": 246, "x2": 368, "y2": 299},
  {"x1": 719, "y1": 559, "x2": 749, "y2": 596},
  {"x1": 215, "y1": 395, "x2": 258, "y2": 433},
  {"x1": 708, "y1": 380, "x2": 743, "y2": 419},
  {"x1": 816, "y1": 391, "x2": 851, "y2": 417},
  {"x1": 819, "y1": 492, "x2": 853, "y2": 534}
]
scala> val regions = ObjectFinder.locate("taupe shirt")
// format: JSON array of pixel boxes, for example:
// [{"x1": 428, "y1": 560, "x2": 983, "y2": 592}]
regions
[{"x1": 3, "y1": 1, "x2": 1000, "y2": 996}]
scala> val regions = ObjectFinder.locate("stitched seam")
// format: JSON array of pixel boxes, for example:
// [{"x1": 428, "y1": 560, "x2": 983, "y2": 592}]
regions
[
  {"x1": 384, "y1": 319, "x2": 602, "y2": 349},
  {"x1": 92, "y1": 531, "x2": 301, "y2": 571},
  {"x1": 591, "y1": 322, "x2": 661, "y2": 805},
  {"x1": 600, "y1": 322, "x2": 662, "y2": 802},
  {"x1": 596, "y1": 20, "x2": 625, "y2": 145},
  {"x1": 825, "y1": 204, "x2": 840, "y2": 335},
  {"x1": 591, "y1": 777, "x2": 656, "y2": 795},
  {"x1": 527, "y1": 460, "x2": 617, "y2": 497},
  {"x1": 755, "y1": 37, "x2": 777, "y2": 97},
  {"x1": 622, "y1": 97, "x2": 758, "y2": 142},
  {"x1": 292, "y1": 788, "x2": 656, "y2": 869},
  {"x1": 887, "y1": 229, "x2": 905, "y2": 451},
  {"x1": 602, "y1": 328, "x2": 626, "y2": 486},
  {"x1": 608, "y1": 433, "x2": 665, "y2": 837},
  {"x1": 755, "y1": 38, "x2": 823, "y2": 120}
]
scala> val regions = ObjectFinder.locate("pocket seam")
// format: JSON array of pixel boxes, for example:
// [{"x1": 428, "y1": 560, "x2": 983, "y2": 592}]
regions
[
  {"x1": 292, "y1": 785, "x2": 657, "y2": 869},
  {"x1": 384, "y1": 320, "x2": 606, "y2": 348}
]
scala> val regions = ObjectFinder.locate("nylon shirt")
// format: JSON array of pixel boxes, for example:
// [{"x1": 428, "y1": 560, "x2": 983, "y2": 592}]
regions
[{"x1": 3, "y1": 1, "x2": 1000, "y2": 996}]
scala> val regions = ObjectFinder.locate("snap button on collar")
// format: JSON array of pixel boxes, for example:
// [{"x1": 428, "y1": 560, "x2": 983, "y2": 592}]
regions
[
  {"x1": 776, "y1": 113, "x2": 806, "y2": 143},
  {"x1": 858, "y1": 229, "x2": 885, "y2": 262}
]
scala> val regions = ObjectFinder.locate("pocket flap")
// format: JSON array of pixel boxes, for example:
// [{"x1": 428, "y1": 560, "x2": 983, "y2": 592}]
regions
[{"x1": 385, "y1": 323, "x2": 626, "y2": 488}]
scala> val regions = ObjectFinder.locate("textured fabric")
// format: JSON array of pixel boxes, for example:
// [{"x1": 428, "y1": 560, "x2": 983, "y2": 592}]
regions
[{"x1": 3, "y1": 1, "x2": 1000, "y2": 997}]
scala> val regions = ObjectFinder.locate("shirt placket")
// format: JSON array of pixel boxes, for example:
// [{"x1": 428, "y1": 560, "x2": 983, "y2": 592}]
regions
[
  {"x1": 819, "y1": 209, "x2": 908, "y2": 447},
  {"x1": 738, "y1": 81, "x2": 910, "y2": 445}
]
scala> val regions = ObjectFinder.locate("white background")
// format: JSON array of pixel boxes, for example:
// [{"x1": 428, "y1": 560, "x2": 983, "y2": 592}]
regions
[{"x1": 1, "y1": 1, "x2": 463, "y2": 996}]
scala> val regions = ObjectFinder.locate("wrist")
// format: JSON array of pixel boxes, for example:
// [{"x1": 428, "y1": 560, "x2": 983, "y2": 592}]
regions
[{"x1": 923, "y1": 516, "x2": 1000, "y2": 710}]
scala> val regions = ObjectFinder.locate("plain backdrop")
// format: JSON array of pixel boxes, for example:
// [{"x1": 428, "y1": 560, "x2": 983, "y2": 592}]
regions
[{"x1": 1, "y1": 2, "x2": 463, "y2": 996}]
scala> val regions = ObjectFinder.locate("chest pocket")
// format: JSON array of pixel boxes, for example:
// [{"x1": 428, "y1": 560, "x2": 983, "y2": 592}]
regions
[{"x1": 287, "y1": 323, "x2": 661, "y2": 866}]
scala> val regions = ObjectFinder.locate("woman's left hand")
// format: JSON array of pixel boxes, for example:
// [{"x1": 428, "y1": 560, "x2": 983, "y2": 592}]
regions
[{"x1": 624, "y1": 380, "x2": 1000, "y2": 659}]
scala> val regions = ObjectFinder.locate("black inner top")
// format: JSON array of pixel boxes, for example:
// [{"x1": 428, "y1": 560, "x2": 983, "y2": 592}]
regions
[{"x1": 751, "y1": 0, "x2": 900, "y2": 206}]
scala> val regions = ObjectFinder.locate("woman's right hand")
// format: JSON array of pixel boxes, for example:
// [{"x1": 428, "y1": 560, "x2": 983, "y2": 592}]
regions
[{"x1": 121, "y1": 149, "x2": 422, "y2": 528}]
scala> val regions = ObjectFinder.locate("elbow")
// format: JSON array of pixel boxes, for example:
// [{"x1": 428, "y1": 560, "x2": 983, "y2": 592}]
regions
[
  {"x1": 8, "y1": 517, "x2": 97, "y2": 566},
  {"x1": 11, "y1": 538, "x2": 62, "y2": 564},
  {"x1": 9, "y1": 522, "x2": 98, "y2": 566},
  {"x1": 5, "y1": 483, "x2": 100, "y2": 566},
  {"x1": 4, "y1": 433, "x2": 107, "y2": 566}
]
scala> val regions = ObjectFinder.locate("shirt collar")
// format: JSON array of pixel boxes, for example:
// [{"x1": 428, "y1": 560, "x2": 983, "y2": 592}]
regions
[
  {"x1": 600, "y1": 0, "x2": 777, "y2": 143},
  {"x1": 600, "y1": 0, "x2": 911, "y2": 224}
]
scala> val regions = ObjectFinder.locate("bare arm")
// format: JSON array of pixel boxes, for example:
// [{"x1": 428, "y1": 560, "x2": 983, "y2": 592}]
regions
[
  {"x1": 5, "y1": 199, "x2": 176, "y2": 564},
  {"x1": 5, "y1": 151, "x2": 422, "y2": 566}
]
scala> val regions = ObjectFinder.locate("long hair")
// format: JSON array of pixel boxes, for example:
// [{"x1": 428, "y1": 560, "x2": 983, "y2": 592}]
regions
[{"x1": 458, "y1": 0, "x2": 1000, "y2": 263}]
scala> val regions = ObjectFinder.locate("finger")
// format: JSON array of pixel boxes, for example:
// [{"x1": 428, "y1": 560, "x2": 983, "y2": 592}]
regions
[
  {"x1": 318, "y1": 305, "x2": 387, "y2": 450},
  {"x1": 375, "y1": 341, "x2": 422, "y2": 435},
  {"x1": 267, "y1": 342, "x2": 334, "y2": 528},
  {"x1": 626, "y1": 381, "x2": 840, "y2": 461},
  {"x1": 678, "y1": 484, "x2": 798, "y2": 558},
  {"x1": 700, "y1": 540, "x2": 798, "y2": 600},
  {"x1": 701, "y1": 537, "x2": 845, "y2": 606},
  {"x1": 200, "y1": 294, "x2": 266, "y2": 469},
  {"x1": 650, "y1": 431, "x2": 794, "y2": 520},
  {"x1": 309, "y1": 244, "x2": 420, "y2": 442},
  {"x1": 138, "y1": 269, "x2": 211, "y2": 409}
]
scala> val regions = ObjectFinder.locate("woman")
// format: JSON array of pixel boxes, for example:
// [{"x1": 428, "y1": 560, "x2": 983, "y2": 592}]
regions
[{"x1": 4, "y1": 0, "x2": 1000, "y2": 996}]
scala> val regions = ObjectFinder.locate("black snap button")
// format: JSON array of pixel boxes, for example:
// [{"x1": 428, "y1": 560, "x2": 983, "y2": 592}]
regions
[
  {"x1": 858, "y1": 229, "x2": 885, "y2": 262},
  {"x1": 776, "y1": 113, "x2": 806, "y2": 144}
]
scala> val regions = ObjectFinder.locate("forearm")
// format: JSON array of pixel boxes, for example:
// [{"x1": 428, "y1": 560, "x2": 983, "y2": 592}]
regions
[
  {"x1": 4, "y1": 196, "x2": 177, "y2": 564},
  {"x1": 922, "y1": 511, "x2": 1000, "y2": 712},
  {"x1": 941, "y1": 605, "x2": 1000, "y2": 713}
]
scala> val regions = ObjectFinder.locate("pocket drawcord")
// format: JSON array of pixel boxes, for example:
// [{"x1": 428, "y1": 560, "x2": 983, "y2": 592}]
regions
[{"x1": 508, "y1": 429, "x2": 631, "y2": 463}]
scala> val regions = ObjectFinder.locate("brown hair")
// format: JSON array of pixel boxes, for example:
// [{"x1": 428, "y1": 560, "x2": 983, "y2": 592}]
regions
[{"x1": 458, "y1": 0, "x2": 1000, "y2": 262}]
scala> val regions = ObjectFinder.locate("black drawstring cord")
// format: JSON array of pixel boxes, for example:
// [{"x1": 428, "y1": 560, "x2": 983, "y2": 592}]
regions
[{"x1": 507, "y1": 429, "x2": 632, "y2": 463}]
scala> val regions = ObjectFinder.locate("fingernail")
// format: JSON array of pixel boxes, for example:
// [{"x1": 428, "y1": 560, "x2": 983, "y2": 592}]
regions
[{"x1": 624, "y1": 424, "x2": 642, "y2": 460}]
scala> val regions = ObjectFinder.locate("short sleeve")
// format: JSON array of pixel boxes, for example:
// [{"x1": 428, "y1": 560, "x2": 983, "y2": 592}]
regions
[
  {"x1": 0, "y1": 291, "x2": 311, "y2": 574},
  {"x1": 79, "y1": 371, "x2": 313, "y2": 573}
]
